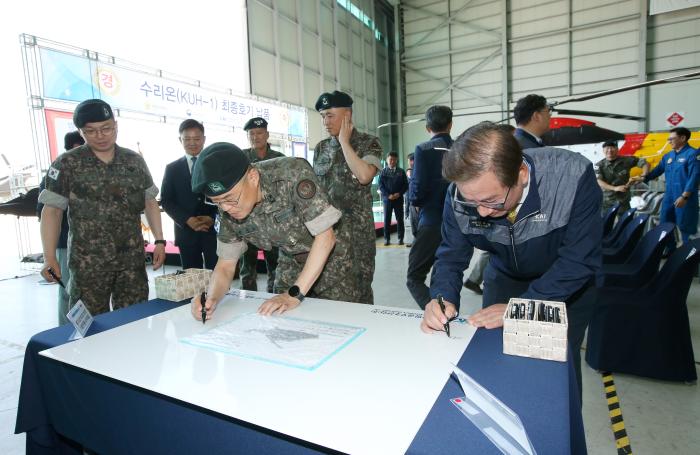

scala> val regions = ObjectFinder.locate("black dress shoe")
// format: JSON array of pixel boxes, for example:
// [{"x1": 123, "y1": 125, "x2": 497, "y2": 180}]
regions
[
  {"x1": 398, "y1": 240, "x2": 404, "y2": 245},
  {"x1": 384, "y1": 241, "x2": 390, "y2": 246},
  {"x1": 463, "y1": 280, "x2": 483, "y2": 295}
]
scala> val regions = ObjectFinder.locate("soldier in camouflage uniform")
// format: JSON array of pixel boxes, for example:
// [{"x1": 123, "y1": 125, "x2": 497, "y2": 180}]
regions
[
  {"x1": 595, "y1": 140, "x2": 649, "y2": 213},
  {"x1": 190, "y1": 142, "x2": 349, "y2": 320},
  {"x1": 39, "y1": 99, "x2": 166, "y2": 316},
  {"x1": 313, "y1": 91, "x2": 382, "y2": 304},
  {"x1": 239, "y1": 117, "x2": 285, "y2": 293}
]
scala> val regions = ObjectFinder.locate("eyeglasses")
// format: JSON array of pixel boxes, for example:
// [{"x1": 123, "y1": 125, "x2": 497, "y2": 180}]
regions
[
  {"x1": 452, "y1": 184, "x2": 512, "y2": 211},
  {"x1": 81, "y1": 126, "x2": 115, "y2": 138},
  {"x1": 207, "y1": 184, "x2": 245, "y2": 208}
]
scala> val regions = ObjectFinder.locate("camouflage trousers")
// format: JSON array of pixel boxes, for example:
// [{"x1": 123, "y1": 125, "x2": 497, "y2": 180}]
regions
[
  {"x1": 240, "y1": 244, "x2": 278, "y2": 293},
  {"x1": 274, "y1": 241, "x2": 372, "y2": 304},
  {"x1": 68, "y1": 266, "x2": 149, "y2": 316}
]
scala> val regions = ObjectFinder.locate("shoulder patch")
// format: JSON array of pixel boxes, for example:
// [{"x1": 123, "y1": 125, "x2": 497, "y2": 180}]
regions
[
  {"x1": 47, "y1": 166, "x2": 60, "y2": 181},
  {"x1": 296, "y1": 179, "x2": 316, "y2": 199}
]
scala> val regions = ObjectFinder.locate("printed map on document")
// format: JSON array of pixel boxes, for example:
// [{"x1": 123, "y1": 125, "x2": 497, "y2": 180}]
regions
[{"x1": 180, "y1": 313, "x2": 365, "y2": 370}]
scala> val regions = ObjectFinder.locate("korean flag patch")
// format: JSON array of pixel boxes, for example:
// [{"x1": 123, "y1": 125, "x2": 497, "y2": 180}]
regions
[{"x1": 47, "y1": 166, "x2": 60, "y2": 181}]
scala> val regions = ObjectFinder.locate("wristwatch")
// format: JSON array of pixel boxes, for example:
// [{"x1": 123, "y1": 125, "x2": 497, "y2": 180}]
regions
[
  {"x1": 288, "y1": 285, "x2": 305, "y2": 303},
  {"x1": 154, "y1": 239, "x2": 167, "y2": 246}
]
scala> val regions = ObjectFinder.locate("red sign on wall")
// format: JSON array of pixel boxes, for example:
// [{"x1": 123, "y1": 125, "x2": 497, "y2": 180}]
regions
[{"x1": 666, "y1": 112, "x2": 685, "y2": 127}]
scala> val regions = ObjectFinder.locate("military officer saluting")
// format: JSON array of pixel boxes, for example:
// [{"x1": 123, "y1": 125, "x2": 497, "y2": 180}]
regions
[
  {"x1": 190, "y1": 142, "x2": 348, "y2": 319},
  {"x1": 313, "y1": 91, "x2": 382, "y2": 304},
  {"x1": 595, "y1": 140, "x2": 649, "y2": 213},
  {"x1": 239, "y1": 116, "x2": 285, "y2": 293}
]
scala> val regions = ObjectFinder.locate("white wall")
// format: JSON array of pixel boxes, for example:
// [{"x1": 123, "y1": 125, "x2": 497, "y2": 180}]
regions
[{"x1": 0, "y1": 0, "x2": 248, "y2": 172}]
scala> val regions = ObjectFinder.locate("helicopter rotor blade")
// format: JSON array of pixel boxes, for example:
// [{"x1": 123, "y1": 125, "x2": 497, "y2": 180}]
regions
[
  {"x1": 552, "y1": 109, "x2": 645, "y2": 121},
  {"x1": 551, "y1": 71, "x2": 700, "y2": 107}
]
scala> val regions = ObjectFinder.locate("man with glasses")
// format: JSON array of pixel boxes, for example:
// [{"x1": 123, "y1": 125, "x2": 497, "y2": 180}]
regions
[
  {"x1": 239, "y1": 117, "x2": 285, "y2": 292},
  {"x1": 39, "y1": 99, "x2": 166, "y2": 316},
  {"x1": 161, "y1": 119, "x2": 218, "y2": 270},
  {"x1": 421, "y1": 122, "x2": 601, "y2": 399},
  {"x1": 190, "y1": 142, "x2": 348, "y2": 320},
  {"x1": 643, "y1": 127, "x2": 699, "y2": 244},
  {"x1": 513, "y1": 94, "x2": 551, "y2": 149}
]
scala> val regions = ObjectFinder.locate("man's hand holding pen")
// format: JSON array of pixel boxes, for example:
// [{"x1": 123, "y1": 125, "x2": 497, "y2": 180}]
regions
[
  {"x1": 192, "y1": 292, "x2": 218, "y2": 322},
  {"x1": 421, "y1": 297, "x2": 458, "y2": 334}
]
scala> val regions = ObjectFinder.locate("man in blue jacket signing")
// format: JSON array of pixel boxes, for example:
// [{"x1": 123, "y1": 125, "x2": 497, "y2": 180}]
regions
[{"x1": 421, "y1": 122, "x2": 602, "y2": 398}]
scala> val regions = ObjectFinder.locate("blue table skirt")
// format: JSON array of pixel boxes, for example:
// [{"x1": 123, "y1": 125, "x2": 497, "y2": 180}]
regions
[{"x1": 16, "y1": 300, "x2": 586, "y2": 454}]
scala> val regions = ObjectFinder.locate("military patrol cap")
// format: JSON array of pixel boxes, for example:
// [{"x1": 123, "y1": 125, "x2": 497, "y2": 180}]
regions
[
  {"x1": 73, "y1": 99, "x2": 114, "y2": 128},
  {"x1": 243, "y1": 117, "x2": 268, "y2": 131},
  {"x1": 315, "y1": 91, "x2": 353, "y2": 112},
  {"x1": 191, "y1": 142, "x2": 251, "y2": 197}
]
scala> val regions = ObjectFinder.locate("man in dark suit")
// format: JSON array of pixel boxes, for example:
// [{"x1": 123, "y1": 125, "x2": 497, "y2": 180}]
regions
[
  {"x1": 378, "y1": 151, "x2": 408, "y2": 245},
  {"x1": 161, "y1": 119, "x2": 218, "y2": 269},
  {"x1": 513, "y1": 94, "x2": 550, "y2": 149}
]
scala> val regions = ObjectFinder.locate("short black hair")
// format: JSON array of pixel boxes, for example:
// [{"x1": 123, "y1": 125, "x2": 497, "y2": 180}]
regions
[
  {"x1": 513, "y1": 94, "x2": 548, "y2": 126},
  {"x1": 407, "y1": 153, "x2": 415, "y2": 161},
  {"x1": 670, "y1": 127, "x2": 691, "y2": 142},
  {"x1": 387, "y1": 151, "x2": 398, "y2": 158},
  {"x1": 602, "y1": 140, "x2": 618, "y2": 148},
  {"x1": 425, "y1": 105, "x2": 452, "y2": 132},
  {"x1": 179, "y1": 119, "x2": 204, "y2": 135},
  {"x1": 64, "y1": 131, "x2": 84, "y2": 150}
]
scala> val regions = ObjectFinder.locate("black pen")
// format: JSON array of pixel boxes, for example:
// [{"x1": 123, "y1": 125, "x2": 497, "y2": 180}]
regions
[
  {"x1": 46, "y1": 268, "x2": 66, "y2": 289},
  {"x1": 200, "y1": 291, "x2": 207, "y2": 325},
  {"x1": 437, "y1": 294, "x2": 450, "y2": 338}
]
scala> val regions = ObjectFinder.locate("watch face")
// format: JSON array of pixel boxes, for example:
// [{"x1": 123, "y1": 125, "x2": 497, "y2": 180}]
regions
[{"x1": 288, "y1": 285, "x2": 300, "y2": 297}]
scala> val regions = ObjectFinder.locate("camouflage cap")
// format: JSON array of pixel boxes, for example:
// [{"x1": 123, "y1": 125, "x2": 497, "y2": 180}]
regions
[
  {"x1": 191, "y1": 142, "x2": 251, "y2": 196},
  {"x1": 243, "y1": 117, "x2": 268, "y2": 131},
  {"x1": 315, "y1": 91, "x2": 353, "y2": 112},
  {"x1": 73, "y1": 99, "x2": 114, "y2": 128}
]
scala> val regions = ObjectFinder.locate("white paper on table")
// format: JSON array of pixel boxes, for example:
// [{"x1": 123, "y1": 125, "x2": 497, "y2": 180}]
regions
[
  {"x1": 451, "y1": 365, "x2": 537, "y2": 455},
  {"x1": 66, "y1": 299, "x2": 94, "y2": 340},
  {"x1": 180, "y1": 312, "x2": 365, "y2": 370}
]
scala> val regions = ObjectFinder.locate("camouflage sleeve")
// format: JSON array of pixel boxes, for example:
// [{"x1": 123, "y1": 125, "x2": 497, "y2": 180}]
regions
[
  {"x1": 593, "y1": 160, "x2": 602, "y2": 179},
  {"x1": 41, "y1": 157, "x2": 70, "y2": 209},
  {"x1": 215, "y1": 213, "x2": 248, "y2": 260},
  {"x1": 136, "y1": 154, "x2": 157, "y2": 199},
  {"x1": 359, "y1": 136, "x2": 382, "y2": 170},
  {"x1": 636, "y1": 156, "x2": 647, "y2": 168},
  {"x1": 290, "y1": 159, "x2": 340, "y2": 234},
  {"x1": 145, "y1": 184, "x2": 159, "y2": 200}
]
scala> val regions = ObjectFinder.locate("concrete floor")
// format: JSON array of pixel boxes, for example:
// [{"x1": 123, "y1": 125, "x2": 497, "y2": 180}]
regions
[{"x1": 0, "y1": 216, "x2": 698, "y2": 454}]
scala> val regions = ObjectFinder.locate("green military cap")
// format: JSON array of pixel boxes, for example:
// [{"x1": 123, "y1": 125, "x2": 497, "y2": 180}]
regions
[
  {"x1": 73, "y1": 99, "x2": 114, "y2": 128},
  {"x1": 191, "y1": 142, "x2": 251, "y2": 197},
  {"x1": 243, "y1": 117, "x2": 268, "y2": 131},
  {"x1": 315, "y1": 90, "x2": 353, "y2": 112}
]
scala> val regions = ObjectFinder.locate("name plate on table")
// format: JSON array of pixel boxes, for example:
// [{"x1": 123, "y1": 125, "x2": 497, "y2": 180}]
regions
[{"x1": 66, "y1": 299, "x2": 94, "y2": 339}]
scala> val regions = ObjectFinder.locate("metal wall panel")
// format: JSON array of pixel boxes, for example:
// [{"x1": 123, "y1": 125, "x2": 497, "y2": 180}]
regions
[{"x1": 247, "y1": 0, "x2": 393, "y2": 147}]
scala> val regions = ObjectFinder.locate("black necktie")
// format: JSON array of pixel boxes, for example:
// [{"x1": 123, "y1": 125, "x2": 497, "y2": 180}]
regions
[{"x1": 191, "y1": 156, "x2": 196, "y2": 173}]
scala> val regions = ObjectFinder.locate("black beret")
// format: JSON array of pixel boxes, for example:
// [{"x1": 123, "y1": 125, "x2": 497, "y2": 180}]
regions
[
  {"x1": 315, "y1": 91, "x2": 353, "y2": 111},
  {"x1": 73, "y1": 99, "x2": 114, "y2": 128},
  {"x1": 64, "y1": 131, "x2": 84, "y2": 150},
  {"x1": 243, "y1": 117, "x2": 268, "y2": 131},
  {"x1": 191, "y1": 142, "x2": 251, "y2": 197}
]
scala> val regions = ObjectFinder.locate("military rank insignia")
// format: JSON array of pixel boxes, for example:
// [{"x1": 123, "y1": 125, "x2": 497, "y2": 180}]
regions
[
  {"x1": 208, "y1": 181, "x2": 226, "y2": 193},
  {"x1": 296, "y1": 179, "x2": 316, "y2": 199}
]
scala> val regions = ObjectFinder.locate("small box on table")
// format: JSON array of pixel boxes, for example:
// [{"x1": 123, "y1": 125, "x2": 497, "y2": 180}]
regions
[
  {"x1": 502, "y1": 298, "x2": 568, "y2": 362},
  {"x1": 154, "y1": 268, "x2": 212, "y2": 302}
]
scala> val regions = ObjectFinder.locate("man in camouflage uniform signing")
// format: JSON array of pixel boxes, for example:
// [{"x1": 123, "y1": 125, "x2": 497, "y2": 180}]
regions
[
  {"x1": 313, "y1": 91, "x2": 382, "y2": 304},
  {"x1": 595, "y1": 140, "x2": 649, "y2": 213},
  {"x1": 239, "y1": 116, "x2": 285, "y2": 293},
  {"x1": 39, "y1": 99, "x2": 166, "y2": 316},
  {"x1": 190, "y1": 142, "x2": 349, "y2": 320}
]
